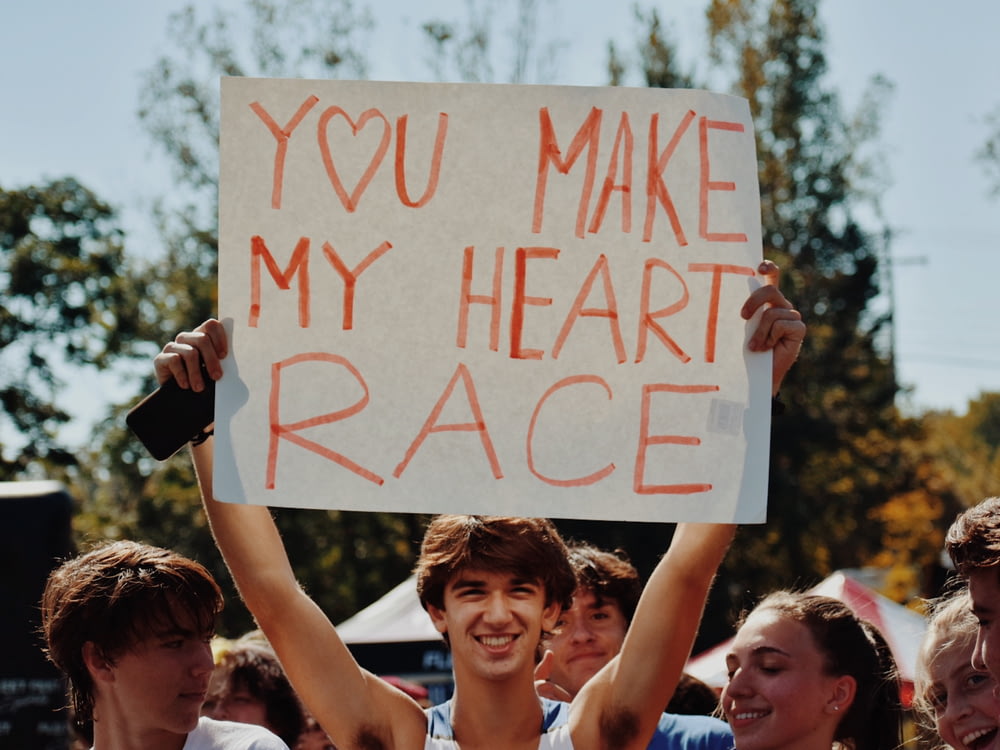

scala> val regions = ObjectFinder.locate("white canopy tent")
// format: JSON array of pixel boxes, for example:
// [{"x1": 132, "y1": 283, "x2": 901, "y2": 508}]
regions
[
  {"x1": 337, "y1": 576, "x2": 452, "y2": 703},
  {"x1": 338, "y1": 575, "x2": 441, "y2": 644}
]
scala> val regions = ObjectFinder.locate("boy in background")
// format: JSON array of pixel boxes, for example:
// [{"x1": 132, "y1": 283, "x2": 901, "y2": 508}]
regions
[{"x1": 41, "y1": 540, "x2": 288, "y2": 750}]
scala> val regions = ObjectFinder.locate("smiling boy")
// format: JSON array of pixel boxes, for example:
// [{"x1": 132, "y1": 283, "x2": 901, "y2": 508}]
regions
[
  {"x1": 40, "y1": 541, "x2": 289, "y2": 750},
  {"x1": 154, "y1": 261, "x2": 803, "y2": 750},
  {"x1": 538, "y1": 542, "x2": 733, "y2": 750}
]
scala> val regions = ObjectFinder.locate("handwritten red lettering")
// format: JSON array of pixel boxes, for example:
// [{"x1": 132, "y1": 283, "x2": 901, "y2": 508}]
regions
[
  {"x1": 532, "y1": 107, "x2": 602, "y2": 239},
  {"x1": 551, "y1": 254, "x2": 626, "y2": 363},
  {"x1": 634, "y1": 258, "x2": 690, "y2": 364},
  {"x1": 699, "y1": 117, "x2": 748, "y2": 242},
  {"x1": 259, "y1": 364, "x2": 730, "y2": 493},
  {"x1": 633, "y1": 383, "x2": 719, "y2": 495},
  {"x1": 643, "y1": 110, "x2": 696, "y2": 245},
  {"x1": 457, "y1": 246, "x2": 505, "y2": 351},
  {"x1": 527, "y1": 375, "x2": 616, "y2": 487},
  {"x1": 688, "y1": 263, "x2": 755, "y2": 363},
  {"x1": 249, "y1": 96, "x2": 320, "y2": 210},
  {"x1": 321, "y1": 241, "x2": 393, "y2": 330},
  {"x1": 394, "y1": 113, "x2": 449, "y2": 208},
  {"x1": 455, "y1": 248, "x2": 747, "y2": 364},
  {"x1": 317, "y1": 107, "x2": 391, "y2": 212},
  {"x1": 393, "y1": 363, "x2": 502, "y2": 479},
  {"x1": 511, "y1": 247, "x2": 559, "y2": 360},
  {"x1": 249, "y1": 236, "x2": 311, "y2": 328},
  {"x1": 588, "y1": 111, "x2": 634, "y2": 236},
  {"x1": 266, "y1": 353, "x2": 384, "y2": 489}
]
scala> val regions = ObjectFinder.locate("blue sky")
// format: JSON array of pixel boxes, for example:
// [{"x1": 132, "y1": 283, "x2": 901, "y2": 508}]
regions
[{"x1": 2, "y1": 1, "x2": 998, "y2": 448}]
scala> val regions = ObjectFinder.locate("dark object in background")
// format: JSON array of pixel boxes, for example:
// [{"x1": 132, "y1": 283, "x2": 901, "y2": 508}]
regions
[{"x1": 0, "y1": 481, "x2": 74, "y2": 750}]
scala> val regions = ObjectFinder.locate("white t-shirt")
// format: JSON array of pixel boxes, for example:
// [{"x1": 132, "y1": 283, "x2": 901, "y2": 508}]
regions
[
  {"x1": 183, "y1": 717, "x2": 290, "y2": 749},
  {"x1": 424, "y1": 724, "x2": 574, "y2": 750}
]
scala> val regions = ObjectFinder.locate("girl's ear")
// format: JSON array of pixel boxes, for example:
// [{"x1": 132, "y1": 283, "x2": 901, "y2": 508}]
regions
[
  {"x1": 82, "y1": 641, "x2": 115, "y2": 683},
  {"x1": 826, "y1": 674, "x2": 857, "y2": 715}
]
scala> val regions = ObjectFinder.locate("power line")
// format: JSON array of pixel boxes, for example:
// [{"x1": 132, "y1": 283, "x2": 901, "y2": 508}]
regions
[{"x1": 898, "y1": 353, "x2": 1000, "y2": 370}]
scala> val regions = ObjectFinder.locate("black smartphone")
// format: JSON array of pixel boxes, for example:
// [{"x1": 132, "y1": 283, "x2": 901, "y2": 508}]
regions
[{"x1": 126, "y1": 375, "x2": 216, "y2": 461}]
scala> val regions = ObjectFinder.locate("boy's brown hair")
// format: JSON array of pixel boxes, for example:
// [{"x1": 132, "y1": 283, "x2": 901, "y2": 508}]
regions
[
  {"x1": 208, "y1": 637, "x2": 305, "y2": 745},
  {"x1": 566, "y1": 542, "x2": 643, "y2": 624},
  {"x1": 40, "y1": 540, "x2": 223, "y2": 735},
  {"x1": 946, "y1": 496, "x2": 1000, "y2": 575},
  {"x1": 414, "y1": 515, "x2": 575, "y2": 613}
]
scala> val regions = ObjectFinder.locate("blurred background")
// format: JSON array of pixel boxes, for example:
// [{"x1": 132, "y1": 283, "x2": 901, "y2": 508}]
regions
[{"x1": 2, "y1": 1, "x2": 998, "y2": 745}]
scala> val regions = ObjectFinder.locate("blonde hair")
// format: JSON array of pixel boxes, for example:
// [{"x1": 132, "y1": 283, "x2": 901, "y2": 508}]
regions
[{"x1": 913, "y1": 587, "x2": 979, "y2": 730}]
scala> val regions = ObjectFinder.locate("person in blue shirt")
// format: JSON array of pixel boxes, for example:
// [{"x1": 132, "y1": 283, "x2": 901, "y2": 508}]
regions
[{"x1": 537, "y1": 541, "x2": 733, "y2": 750}]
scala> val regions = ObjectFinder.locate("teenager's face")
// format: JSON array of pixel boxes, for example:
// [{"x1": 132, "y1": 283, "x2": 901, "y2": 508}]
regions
[
  {"x1": 969, "y1": 568, "x2": 1000, "y2": 686},
  {"x1": 202, "y1": 672, "x2": 270, "y2": 730},
  {"x1": 427, "y1": 568, "x2": 559, "y2": 684},
  {"x1": 98, "y1": 615, "x2": 215, "y2": 741},
  {"x1": 927, "y1": 634, "x2": 1000, "y2": 750},
  {"x1": 543, "y1": 586, "x2": 628, "y2": 697},
  {"x1": 721, "y1": 609, "x2": 852, "y2": 750}
]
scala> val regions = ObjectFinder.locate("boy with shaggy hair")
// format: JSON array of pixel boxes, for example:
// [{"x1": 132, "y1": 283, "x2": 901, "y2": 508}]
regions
[
  {"x1": 41, "y1": 540, "x2": 288, "y2": 750},
  {"x1": 946, "y1": 496, "x2": 1000, "y2": 685},
  {"x1": 154, "y1": 261, "x2": 803, "y2": 750},
  {"x1": 538, "y1": 542, "x2": 733, "y2": 750}
]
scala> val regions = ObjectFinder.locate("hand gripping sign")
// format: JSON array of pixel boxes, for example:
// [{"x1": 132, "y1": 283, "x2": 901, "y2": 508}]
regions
[{"x1": 215, "y1": 77, "x2": 770, "y2": 523}]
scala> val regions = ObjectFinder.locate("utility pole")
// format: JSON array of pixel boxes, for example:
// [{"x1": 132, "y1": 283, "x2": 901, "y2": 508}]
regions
[{"x1": 880, "y1": 227, "x2": 927, "y2": 387}]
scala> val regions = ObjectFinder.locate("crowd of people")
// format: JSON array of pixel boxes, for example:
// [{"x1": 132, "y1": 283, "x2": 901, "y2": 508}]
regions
[{"x1": 35, "y1": 261, "x2": 1000, "y2": 750}]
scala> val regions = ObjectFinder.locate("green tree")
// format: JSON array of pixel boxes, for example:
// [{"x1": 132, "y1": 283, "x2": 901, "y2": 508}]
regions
[
  {"x1": 633, "y1": 8, "x2": 696, "y2": 90},
  {"x1": 920, "y1": 393, "x2": 1000, "y2": 508},
  {"x1": 602, "y1": 0, "x2": 936, "y2": 632},
  {"x1": 421, "y1": 0, "x2": 561, "y2": 84},
  {"x1": 0, "y1": 178, "x2": 149, "y2": 479},
  {"x1": 416, "y1": 0, "x2": 930, "y2": 632},
  {"x1": 869, "y1": 392, "x2": 1000, "y2": 602},
  {"x1": 706, "y1": 0, "x2": 932, "y2": 611}
]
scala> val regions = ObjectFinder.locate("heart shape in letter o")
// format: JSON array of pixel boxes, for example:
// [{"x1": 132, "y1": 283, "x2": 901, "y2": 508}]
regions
[{"x1": 318, "y1": 107, "x2": 391, "y2": 212}]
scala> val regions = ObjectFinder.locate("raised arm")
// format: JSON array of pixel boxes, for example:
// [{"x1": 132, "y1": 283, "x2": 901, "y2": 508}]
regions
[
  {"x1": 569, "y1": 262, "x2": 804, "y2": 749},
  {"x1": 568, "y1": 522, "x2": 735, "y2": 749},
  {"x1": 155, "y1": 320, "x2": 427, "y2": 750}
]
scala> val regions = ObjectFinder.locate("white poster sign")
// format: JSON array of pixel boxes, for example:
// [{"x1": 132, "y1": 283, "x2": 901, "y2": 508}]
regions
[{"x1": 216, "y1": 77, "x2": 770, "y2": 523}]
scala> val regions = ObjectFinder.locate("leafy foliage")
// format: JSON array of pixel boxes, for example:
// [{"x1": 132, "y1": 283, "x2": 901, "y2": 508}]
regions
[
  {"x1": 421, "y1": 0, "x2": 562, "y2": 84},
  {"x1": 920, "y1": 394, "x2": 1000, "y2": 508},
  {"x1": 703, "y1": 0, "x2": 921, "y2": 605},
  {"x1": 0, "y1": 178, "x2": 150, "y2": 478},
  {"x1": 870, "y1": 392, "x2": 1000, "y2": 601},
  {"x1": 633, "y1": 8, "x2": 697, "y2": 90},
  {"x1": 601, "y1": 0, "x2": 953, "y2": 630}
]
